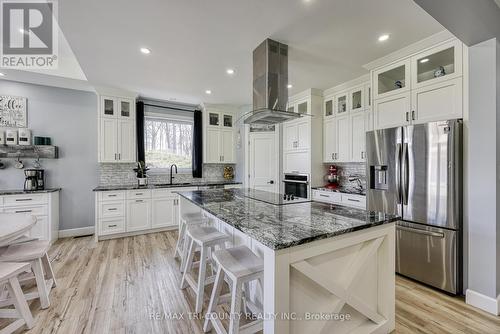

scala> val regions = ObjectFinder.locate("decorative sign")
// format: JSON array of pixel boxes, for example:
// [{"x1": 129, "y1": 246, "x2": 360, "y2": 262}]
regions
[{"x1": 0, "y1": 96, "x2": 27, "y2": 127}]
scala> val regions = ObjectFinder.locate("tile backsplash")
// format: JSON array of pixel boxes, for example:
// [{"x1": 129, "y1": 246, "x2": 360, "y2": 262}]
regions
[
  {"x1": 98, "y1": 163, "x2": 234, "y2": 186},
  {"x1": 323, "y1": 162, "x2": 366, "y2": 192}
]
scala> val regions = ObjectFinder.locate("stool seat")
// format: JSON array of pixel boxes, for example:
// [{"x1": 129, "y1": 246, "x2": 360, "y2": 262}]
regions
[
  {"x1": 187, "y1": 226, "x2": 228, "y2": 244},
  {"x1": 0, "y1": 262, "x2": 30, "y2": 283},
  {"x1": 0, "y1": 240, "x2": 50, "y2": 262},
  {"x1": 213, "y1": 246, "x2": 263, "y2": 279},
  {"x1": 181, "y1": 212, "x2": 204, "y2": 222}
]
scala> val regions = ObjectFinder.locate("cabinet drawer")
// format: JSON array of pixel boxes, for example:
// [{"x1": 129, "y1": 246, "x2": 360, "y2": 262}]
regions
[
  {"x1": 4, "y1": 194, "x2": 48, "y2": 206},
  {"x1": 3, "y1": 205, "x2": 48, "y2": 216},
  {"x1": 126, "y1": 189, "x2": 152, "y2": 200},
  {"x1": 152, "y1": 187, "x2": 197, "y2": 198},
  {"x1": 99, "y1": 191, "x2": 125, "y2": 201},
  {"x1": 312, "y1": 190, "x2": 341, "y2": 204},
  {"x1": 100, "y1": 217, "x2": 126, "y2": 235},
  {"x1": 341, "y1": 194, "x2": 366, "y2": 208},
  {"x1": 99, "y1": 201, "x2": 125, "y2": 218}
]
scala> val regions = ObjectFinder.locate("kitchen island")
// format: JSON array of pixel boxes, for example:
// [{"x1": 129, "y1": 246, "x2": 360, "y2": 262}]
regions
[{"x1": 178, "y1": 188, "x2": 398, "y2": 334}]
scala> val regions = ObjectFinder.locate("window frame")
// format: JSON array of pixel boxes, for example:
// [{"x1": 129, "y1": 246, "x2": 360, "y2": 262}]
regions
[{"x1": 144, "y1": 111, "x2": 194, "y2": 175}]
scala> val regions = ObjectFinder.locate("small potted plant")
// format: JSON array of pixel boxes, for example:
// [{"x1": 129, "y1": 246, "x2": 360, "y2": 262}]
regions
[{"x1": 134, "y1": 161, "x2": 149, "y2": 186}]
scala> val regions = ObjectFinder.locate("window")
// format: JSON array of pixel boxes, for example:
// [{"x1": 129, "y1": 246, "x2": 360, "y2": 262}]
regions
[{"x1": 144, "y1": 114, "x2": 193, "y2": 171}]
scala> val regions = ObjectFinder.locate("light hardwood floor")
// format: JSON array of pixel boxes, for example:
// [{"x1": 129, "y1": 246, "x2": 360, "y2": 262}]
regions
[{"x1": 1, "y1": 231, "x2": 500, "y2": 334}]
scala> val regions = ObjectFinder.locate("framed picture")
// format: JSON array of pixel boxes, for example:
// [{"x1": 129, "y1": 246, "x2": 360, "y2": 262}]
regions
[{"x1": 0, "y1": 96, "x2": 27, "y2": 127}]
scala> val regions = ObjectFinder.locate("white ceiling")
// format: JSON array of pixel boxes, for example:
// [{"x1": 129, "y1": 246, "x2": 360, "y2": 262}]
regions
[{"x1": 53, "y1": 0, "x2": 443, "y2": 104}]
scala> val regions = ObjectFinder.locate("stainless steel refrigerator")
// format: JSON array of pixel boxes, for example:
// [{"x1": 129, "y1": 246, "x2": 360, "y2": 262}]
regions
[{"x1": 366, "y1": 119, "x2": 462, "y2": 294}]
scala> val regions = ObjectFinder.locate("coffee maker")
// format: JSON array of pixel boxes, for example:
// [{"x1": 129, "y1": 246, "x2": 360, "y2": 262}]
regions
[{"x1": 24, "y1": 169, "x2": 45, "y2": 191}]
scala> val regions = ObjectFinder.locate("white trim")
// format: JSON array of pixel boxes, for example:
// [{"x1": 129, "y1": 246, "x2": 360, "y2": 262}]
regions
[
  {"x1": 58, "y1": 226, "x2": 95, "y2": 238},
  {"x1": 323, "y1": 74, "x2": 370, "y2": 97},
  {"x1": 466, "y1": 289, "x2": 500, "y2": 315},
  {"x1": 363, "y1": 30, "x2": 456, "y2": 71}
]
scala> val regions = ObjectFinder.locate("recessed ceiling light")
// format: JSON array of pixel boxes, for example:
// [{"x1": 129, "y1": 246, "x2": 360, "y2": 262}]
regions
[
  {"x1": 140, "y1": 47, "x2": 151, "y2": 54},
  {"x1": 287, "y1": 84, "x2": 293, "y2": 89},
  {"x1": 378, "y1": 34, "x2": 390, "y2": 42},
  {"x1": 226, "y1": 68, "x2": 235, "y2": 75},
  {"x1": 420, "y1": 58, "x2": 429, "y2": 63},
  {"x1": 0, "y1": 72, "x2": 4, "y2": 77},
  {"x1": 19, "y1": 28, "x2": 25, "y2": 34},
  {"x1": 205, "y1": 90, "x2": 212, "y2": 95}
]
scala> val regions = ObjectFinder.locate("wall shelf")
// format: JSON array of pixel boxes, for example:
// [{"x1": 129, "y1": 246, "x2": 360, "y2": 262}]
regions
[{"x1": 0, "y1": 145, "x2": 59, "y2": 159}]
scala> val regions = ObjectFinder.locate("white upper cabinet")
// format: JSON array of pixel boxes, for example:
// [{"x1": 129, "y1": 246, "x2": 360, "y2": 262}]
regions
[
  {"x1": 324, "y1": 98, "x2": 334, "y2": 118},
  {"x1": 350, "y1": 111, "x2": 368, "y2": 162},
  {"x1": 203, "y1": 106, "x2": 236, "y2": 164},
  {"x1": 98, "y1": 95, "x2": 136, "y2": 163},
  {"x1": 411, "y1": 39, "x2": 462, "y2": 90},
  {"x1": 349, "y1": 86, "x2": 365, "y2": 112},
  {"x1": 373, "y1": 59, "x2": 411, "y2": 100},
  {"x1": 411, "y1": 77, "x2": 463, "y2": 125},
  {"x1": 323, "y1": 118, "x2": 336, "y2": 162},
  {"x1": 283, "y1": 119, "x2": 310, "y2": 151},
  {"x1": 336, "y1": 115, "x2": 350, "y2": 162},
  {"x1": 371, "y1": 38, "x2": 465, "y2": 130},
  {"x1": 373, "y1": 92, "x2": 411, "y2": 130}
]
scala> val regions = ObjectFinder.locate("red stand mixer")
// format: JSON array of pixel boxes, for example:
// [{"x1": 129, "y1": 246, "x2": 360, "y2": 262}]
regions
[{"x1": 324, "y1": 165, "x2": 339, "y2": 189}]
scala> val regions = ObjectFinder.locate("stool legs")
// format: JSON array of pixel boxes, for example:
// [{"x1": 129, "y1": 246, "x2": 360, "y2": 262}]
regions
[
  {"x1": 174, "y1": 220, "x2": 186, "y2": 259},
  {"x1": 180, "y1": 238, "x2": 195, "y2": 290},
  {"x1": 32, "y1": 258, "x2": 50, "y2": 309},
  {"x1": 228, "y1": 279, "x2": 243, "y2": 334},
  {"x1": 195, "y1": 246, "x2": 208, "y2": 313},
  {"x1": 41, "y1": 253, "x2": 57, "y2": 287},
  {"x1": 7, "y1": 277, "x2": 34, "y2": 330},
  {"x1": 203, "y1": 266, "x2": 225, "y2": 333}
]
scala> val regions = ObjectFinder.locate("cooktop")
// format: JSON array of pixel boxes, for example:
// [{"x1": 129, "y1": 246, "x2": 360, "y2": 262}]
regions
[{"x1": 242, "y1": 189, "x2": 311, "y2": 206}]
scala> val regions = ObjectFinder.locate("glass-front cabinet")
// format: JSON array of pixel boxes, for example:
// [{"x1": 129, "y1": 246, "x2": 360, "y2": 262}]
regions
[
  {"x1": 208, "y1": 112, "x2": 233, "y2": 128},
  {"x1": 297, "y1": 101, "x2": 308, "y2": 114},
  {"x1": 411, "y1": 40, "x2": 462, "y2": 89},
  {"x1": 209, "y1": 112, "x2": 220, "y2": 126},
  {"x1": 119, "y1": 99, "x2": 133, "y2": 118},
  {"x1": 223, "y1": 114, "x2": 233, "y2": 127},
  {"x1": 102, "y1": 97, "x2": 115, "y2": 117},
  {"x1": 324, "y1": 98, "x2": 333, "y2": 117},
  {"x1": 349, "y1": 86, "x2": 364, "y2": 112},
  {"x1": 335, "y1": 92, "x2": 348, "y2": 115},
  {"x1": 101, "y1": 97, "x2": 135, "y2": 119},
  {"x1": 374, "y1": 60, "x2": 410, "y2": 99}
]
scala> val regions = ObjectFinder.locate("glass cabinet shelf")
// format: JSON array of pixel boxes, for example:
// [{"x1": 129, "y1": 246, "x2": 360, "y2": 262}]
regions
[
  {"x1": 103, "y1": 99, "x2": 114, "y2": 116},
  {"x1": 120, "y1": 101, "x2": 130, "y2": 117},
  {"x1": 223, "y1": 114, "x2": 233, "y2": 127},
  {"x1": 416, "y1": 46, "x2": 455, "y2": 84},
  {"x1": 377, "y1": 65, "x2": 406, "y2": 95},
  {"x1": 209, "y1": 113, "x2": 220, "y2": 126},
  {"x1": 336, "y1": 95, "x2": 347, "y2": 114}
]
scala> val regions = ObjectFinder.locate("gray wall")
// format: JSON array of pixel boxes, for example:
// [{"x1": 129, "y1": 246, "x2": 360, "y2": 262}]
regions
[
  {"x1": 468, "y1": 38, "x2": 499, "y2": 299},
  {"x1": 0, "y1": 80, "x2": 98, "y2": 231}
]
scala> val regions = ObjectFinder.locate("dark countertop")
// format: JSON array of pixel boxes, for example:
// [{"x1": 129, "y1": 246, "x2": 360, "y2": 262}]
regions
[
  {"x1": 0, "y1": 188, "x2": 61, "y2": 195},
  {"x1": 312, "y1": 187, "x2": 366, "y2": 196},
  {"x1": 92, "y1": 180, "x2": 242, "y2": 192},
  {"x1": 178, "y1": 188, "x2": 398, "y2": 250}
]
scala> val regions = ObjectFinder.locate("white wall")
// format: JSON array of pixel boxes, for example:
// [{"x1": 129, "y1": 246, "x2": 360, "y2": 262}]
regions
[
  {"x1": 467, "y1": 38, "x2": 500, "y2": 313},
  {"x1": 0, "y1": 80, "x2": 98, "y2": 231}
]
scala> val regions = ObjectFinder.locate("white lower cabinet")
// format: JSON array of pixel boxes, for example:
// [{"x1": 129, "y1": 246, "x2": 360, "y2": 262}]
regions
[
  {"x1": 0, "y1": 191, "x2": 60, "y2": 243},
  {"x1": 152, "y1": 197, "x2": 176, "y2": 228},
  {"x1": 95, "y1": 185, "x2": 225, "y2": 240},
  {"x1": 284, "y1": 150, "x2": 310, "y2": 173},
  {"x1": 312, "y1": 189, "x2": 366, "y2": 209},
  {"x1": 126, "y1": 199, "x2": 152, "y2": 232}
]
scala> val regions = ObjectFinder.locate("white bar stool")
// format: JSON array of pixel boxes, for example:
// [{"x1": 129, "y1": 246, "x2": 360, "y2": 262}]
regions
[
  {"x1": 204, "y1": 245, "x2": 264, "y2": 334},
  {"x1": 0, "y1": 262, "x2": 34, "y2": 334},
  {"x1": 180, "y1": 225, "x2": 229, "y2": 313},
  {"x1": 175, "y1": 213, "x2": 209, "y2": 273},
  {"x1": 0, "y1": 240, "x2": 56, "y2": 309}
]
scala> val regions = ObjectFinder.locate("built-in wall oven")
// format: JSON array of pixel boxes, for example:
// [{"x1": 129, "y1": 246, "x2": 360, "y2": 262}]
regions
[{"x1": 283, "y1": 173, "x2": 309, "y2": 199}]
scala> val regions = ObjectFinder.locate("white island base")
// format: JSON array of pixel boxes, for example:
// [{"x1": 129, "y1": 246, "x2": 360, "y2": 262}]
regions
[{"x1": 180, "y1": 198, "x2": 395, "y2": 334}]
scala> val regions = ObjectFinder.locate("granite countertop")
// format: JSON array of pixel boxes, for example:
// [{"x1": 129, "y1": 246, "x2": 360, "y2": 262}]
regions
[
  {"x1": 178, "y1": 188, "x2": 398, "y2": 250},
  {"x1": 93, "y1": 180, "x2": 242, "y2": 192},
  {"x1": 312, "y1": 187, "x2": 366, "y2": 196},
  {"x1": 0, "y1": 188, "x2": 61, "y2": 195}
]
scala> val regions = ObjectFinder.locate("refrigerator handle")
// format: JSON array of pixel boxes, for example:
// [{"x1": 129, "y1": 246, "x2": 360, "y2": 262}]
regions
[
  {"x1": 396, "y1": 143, "x2": 402, "y2": 204},
  {"x1": 402, "y1": 143, "x2": 409, "y2": 205}
]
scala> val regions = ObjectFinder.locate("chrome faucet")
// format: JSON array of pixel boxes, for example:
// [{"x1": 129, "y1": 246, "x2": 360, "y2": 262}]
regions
[{"x1": 169, "y1": 164, "x2": 178, "y2": 185}]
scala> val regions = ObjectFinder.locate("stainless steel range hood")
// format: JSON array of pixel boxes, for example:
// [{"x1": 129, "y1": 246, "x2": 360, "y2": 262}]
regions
[{"x1": 244, "y1": 39, "x2": 301, "y2": 125}]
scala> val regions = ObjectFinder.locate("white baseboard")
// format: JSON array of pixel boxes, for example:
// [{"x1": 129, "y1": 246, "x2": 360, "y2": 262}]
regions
[
  {"x1": 58, "y1": 226, "x2": 95, "y2": 238},
  {"x1": 466, "y1": 289, "x2": 500, "y2": 315}
]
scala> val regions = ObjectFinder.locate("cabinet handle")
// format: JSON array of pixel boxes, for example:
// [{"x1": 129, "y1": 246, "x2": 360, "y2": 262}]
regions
[
  {"x1": 108, "y1": 224, "x2": 118, "y2": 228},
  {"x1": 108, "y1": 208, "x2": 118, "y2": 211},
  {"x1": 135, "y1": 193, "x2": 143, "y2": 196},
  {"x1": 108, "y1": 194, "x2": 117, "y2": 197},
  {"x1": 361, "y1": 151, "x2": 364, "y2": 159},
  {"x1": 222, "y1": 155, "x2": 224, "y2": 162},
  {"x1": 115, "y1": 153, "x2": 117, "y2": 160},
  {"x1": 319, "y1": 194, "x2": 329, "y2": 198},
  {"x1": 136, "y1": 200, "x2": 143, "y2": 203},
  {"x1": 348, "y1": 198, "x2": 361, "y2": 202},
  {"x1": 16, "y1": 198, "x2": 32, "y2": 202},
  {"x1": 331, "y1": 153, "x2": 334, "y2": 160},
  {"x1": 406, "y1": 112, "x2": 409, "y2": 122},
  {"x1": 15, "y1": 210, "x2": 32, "y2": 213},
  {"x1": 411, "y1": 110, "x2": 415, "y2": 120},
  {"x1": 118, "y1": 153, "x2": 121, "y2": 160}
]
